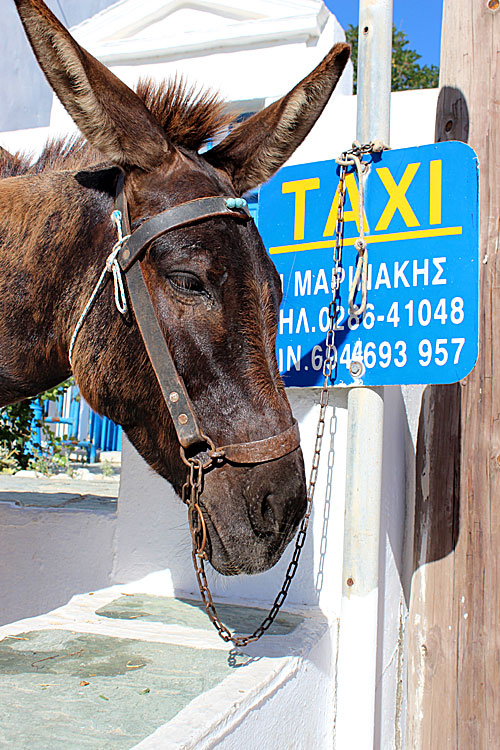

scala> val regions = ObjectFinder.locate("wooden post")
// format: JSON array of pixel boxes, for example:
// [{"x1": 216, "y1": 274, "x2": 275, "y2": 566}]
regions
[{"x1": 408, "y1": 1, "x2": 500, "y2": 747}]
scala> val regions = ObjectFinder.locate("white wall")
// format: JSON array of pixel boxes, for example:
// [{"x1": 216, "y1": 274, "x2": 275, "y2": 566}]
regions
[
  {"x1": 0, "y1": 0, "x2": 116, "y2": 131},
  {"x1": 48, "y1": 8, "x2": 352, "y2": 138},
  {"x1": 1, "y1": 4, "x2": 352, "y2": 150},
  {"x1": 0, "y1": 504, "x2": 116, "y2": 625},
  {"x1": 0, "y1": 85, "x2": 438, "y2": 749},
  {"x1": 0, "y1": 84, "x2": 438, "y2": 171},
  {"x1": 112, "y1": 383, "x2": 417, "y2": 749}
]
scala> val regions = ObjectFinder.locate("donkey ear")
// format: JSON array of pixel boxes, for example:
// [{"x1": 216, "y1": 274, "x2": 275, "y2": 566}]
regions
[
  {"x1": 204, "y1": 43, "x2": 350, "y2": 194},
  {"x1": 14, "y1": 0, "x2": 170, "y2": 171}
]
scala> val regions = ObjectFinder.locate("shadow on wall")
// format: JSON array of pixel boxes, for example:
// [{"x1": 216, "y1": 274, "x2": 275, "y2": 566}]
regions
[
  {"x1": 410, "y1": 87, "x2": 469, "y2": 576},
  {"x1": 1, "y1": 0, "x2": 117, "y2": 131},
  {"x1": 413, "y1": 382, "x2": 461, "y2": 570},
  {"x1": 435, "y1": 85, "x2": 470, "y2": 144}
]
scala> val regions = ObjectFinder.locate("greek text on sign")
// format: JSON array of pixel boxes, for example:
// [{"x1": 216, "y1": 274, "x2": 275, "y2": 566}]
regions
[{"x1": 259, "y1": 141, "x2": 479, "y2": 386}]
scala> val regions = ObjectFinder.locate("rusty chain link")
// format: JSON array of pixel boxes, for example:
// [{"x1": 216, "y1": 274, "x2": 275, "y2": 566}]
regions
[{"x1": 182, "y1": 157, "x2": 351, "y2": 647}]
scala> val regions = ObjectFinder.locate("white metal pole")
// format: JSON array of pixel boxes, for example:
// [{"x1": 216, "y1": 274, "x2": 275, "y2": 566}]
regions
[
  {"x1": 336, "y1": 1, "x2": 392, "y2": 748},
  {"x1": 336, "y1": 387, "x2": 385, "y2": 749},
  {"x1": 356, "y1": 0, "x2": 393, "y2": 144}
]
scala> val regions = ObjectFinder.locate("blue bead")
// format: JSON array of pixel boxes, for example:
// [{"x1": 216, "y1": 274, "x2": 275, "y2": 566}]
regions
[{"x1": 226, "y1": 198, "x2": 236, "y2": 209}]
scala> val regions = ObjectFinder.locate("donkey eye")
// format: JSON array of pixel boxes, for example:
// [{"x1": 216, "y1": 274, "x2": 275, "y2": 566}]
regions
[{"x1": 167, "y1": 272, "x2": 205, "y2": 295}]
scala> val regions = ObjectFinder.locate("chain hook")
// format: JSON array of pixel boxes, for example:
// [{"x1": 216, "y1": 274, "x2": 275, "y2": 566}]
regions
[
  {"x1": 336, "y1": 148, "x2": 369, "y2": 318},
  {"x1": 336, "y1": 141, "x2": 390, "y2": 319}
]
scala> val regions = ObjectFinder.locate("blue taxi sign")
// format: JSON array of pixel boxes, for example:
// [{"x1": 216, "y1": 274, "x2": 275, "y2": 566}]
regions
[{"x1": 259, "y1": 141, "x2": 479, "y2": 386}]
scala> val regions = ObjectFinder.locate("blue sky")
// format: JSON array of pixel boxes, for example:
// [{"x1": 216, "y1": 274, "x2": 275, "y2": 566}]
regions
[{"x1": 326, "y1": 1, "x2": 443, "y2": 67}]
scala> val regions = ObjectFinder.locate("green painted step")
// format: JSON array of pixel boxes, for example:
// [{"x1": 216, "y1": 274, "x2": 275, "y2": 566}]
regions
[
  {"x1": 0, "y1": 597, "x2": 304, "y2": 749},
  {"x1": 0, "y1": 629, "x2": 231, "y2": 750},
  {"x1": 96, "y1": 594, "x2": 303, "y2": 636}
]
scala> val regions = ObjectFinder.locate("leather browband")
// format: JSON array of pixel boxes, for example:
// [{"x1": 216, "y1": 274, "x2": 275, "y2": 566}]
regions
[
  {"x1": 113, "y1": 175, "x2": 301, "y2": 463},
  {"x1": 118, "y1": 196, "x2": 250, "y2": 272}
]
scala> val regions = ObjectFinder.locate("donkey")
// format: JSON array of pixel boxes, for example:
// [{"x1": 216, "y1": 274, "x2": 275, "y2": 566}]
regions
[{"x1": 1, "y1": 0, "x2": 349, "y2": 575}]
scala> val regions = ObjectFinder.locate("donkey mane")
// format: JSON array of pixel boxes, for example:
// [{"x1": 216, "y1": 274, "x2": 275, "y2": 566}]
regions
[
  {"x1": 136, "y1": 77, "x2": 232, "y2": 151},
  {"x1": 0, "y1": 77, "x2": 232, "y2": 178}
]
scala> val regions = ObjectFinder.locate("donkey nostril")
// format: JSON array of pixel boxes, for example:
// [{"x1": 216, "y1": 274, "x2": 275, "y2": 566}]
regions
[
  {"x1": 244, "y1": 465, "x2": 307, "y2": 541},
  {"x1": 261, "y1": 493, "x2": 277, "y2": 531}
]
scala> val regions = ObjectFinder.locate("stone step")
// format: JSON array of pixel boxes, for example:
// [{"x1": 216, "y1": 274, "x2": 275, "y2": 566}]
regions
[
  {"x1": 0, "y1": 473, "x2": 119, "y2": 510},
  {"x1": 0, "y1": 577, "x2": 329, "y2": 749}
]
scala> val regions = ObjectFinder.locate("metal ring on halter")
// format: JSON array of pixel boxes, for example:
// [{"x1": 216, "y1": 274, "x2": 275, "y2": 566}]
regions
[
  {"x1": 179, "y1": 433, "x2": 217, "y2": 469},
  {"x1": 188, "y1": 502, "x2": 208, "y2": 557}
]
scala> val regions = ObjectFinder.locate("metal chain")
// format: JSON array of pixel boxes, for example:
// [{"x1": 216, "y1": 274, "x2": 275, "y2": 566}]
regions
[{"x1": 182, "y1": 160, "x2": 350, "y2": 648}]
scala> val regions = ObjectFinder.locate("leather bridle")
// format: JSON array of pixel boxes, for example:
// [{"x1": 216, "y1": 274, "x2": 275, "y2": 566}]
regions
[{"x1": 113, "y1": 175, "x2": 301, "y2": 468}]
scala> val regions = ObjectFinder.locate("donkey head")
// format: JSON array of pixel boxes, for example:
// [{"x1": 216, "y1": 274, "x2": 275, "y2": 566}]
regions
[{"x1": 15, "y1": 0, "x2": 350, "y2": 574}]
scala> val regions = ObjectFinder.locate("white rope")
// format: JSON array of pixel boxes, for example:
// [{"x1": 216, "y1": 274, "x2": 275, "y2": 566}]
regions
[
  {"x1": 68, "y1": 212, "x2": 130, "y2": 368},
  {"x1": 108, "y1": 245, "x2": 128, "y2": 315}
]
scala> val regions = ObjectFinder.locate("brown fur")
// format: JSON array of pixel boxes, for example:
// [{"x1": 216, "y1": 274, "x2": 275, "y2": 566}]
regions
[
  {"x1": 136, "y1": 78, "x2": 233, "y2": 151},
  {"x1": 0, "y1": 146, "x2": 33, "y2": 177},
  {"x1": 241, "y1": 277, "x2": 285, "y2": 407}
]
